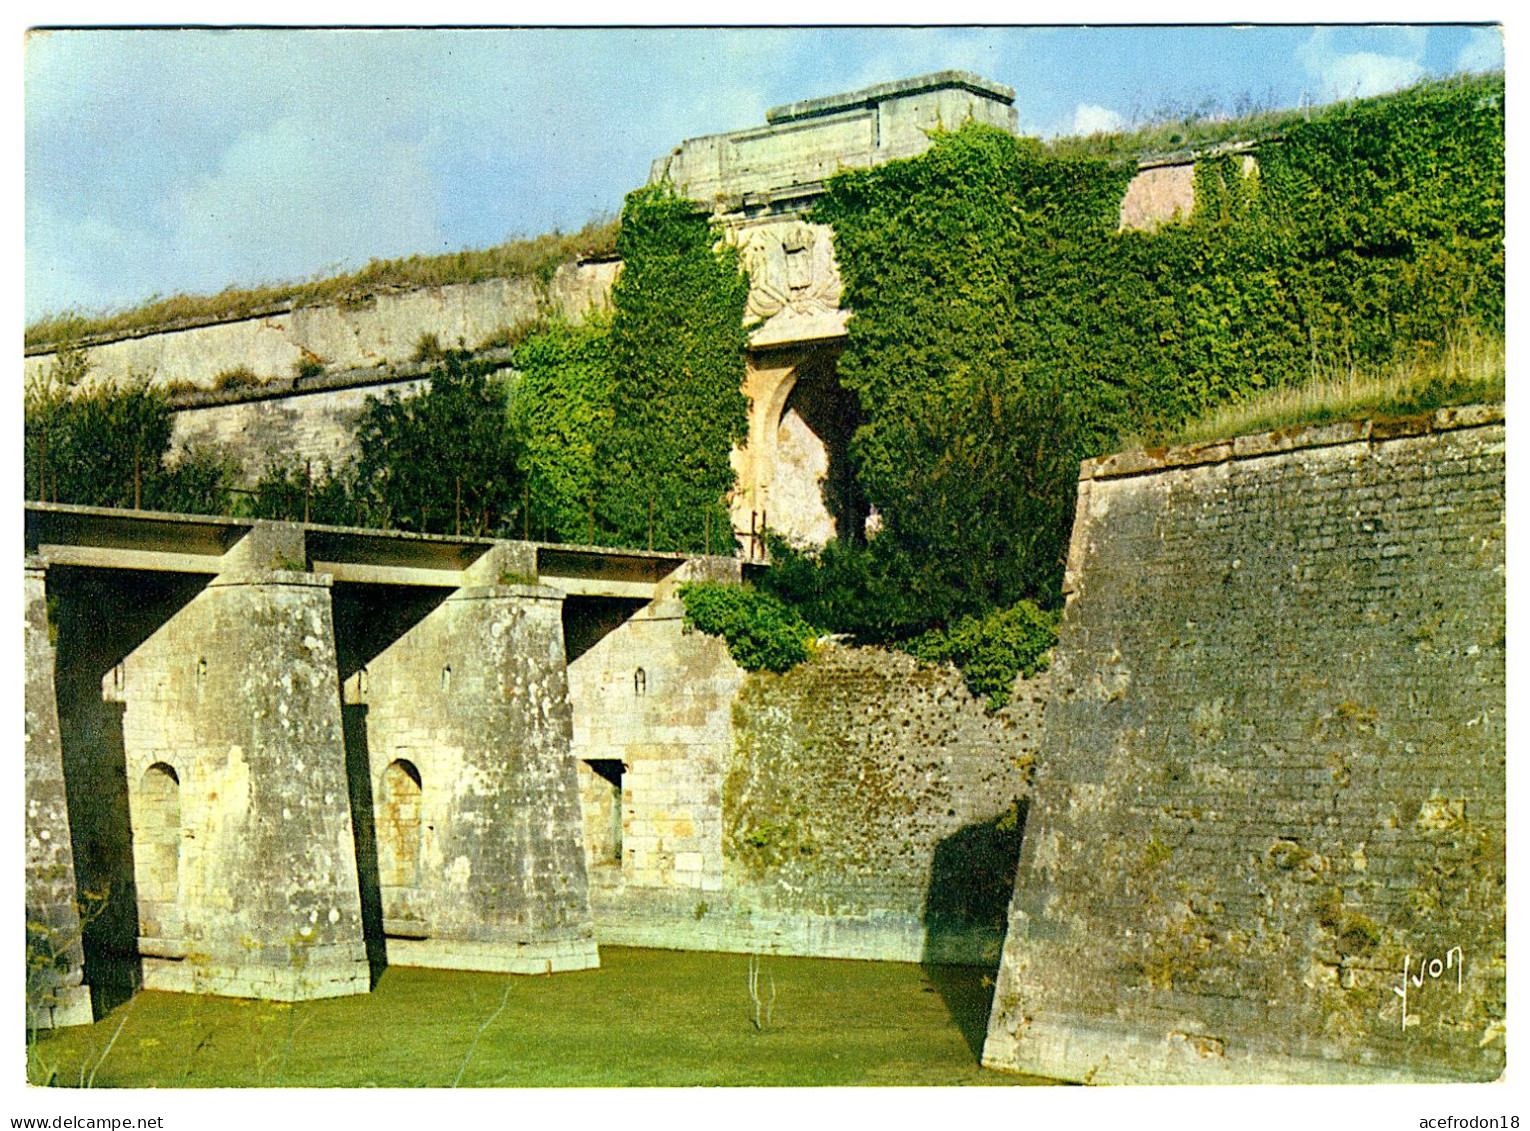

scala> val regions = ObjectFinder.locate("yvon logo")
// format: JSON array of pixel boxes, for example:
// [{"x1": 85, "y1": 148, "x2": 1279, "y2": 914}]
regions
[{"x1": 1393, "y1": 947, "x2": 1464, "y2": 1030}]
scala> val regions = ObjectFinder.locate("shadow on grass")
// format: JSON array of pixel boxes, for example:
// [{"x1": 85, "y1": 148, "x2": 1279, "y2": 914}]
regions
[
  {"x1": 921, "y1": 799, "x2": 1029, "y2": 1061},
  {"x1": 921, "y1": 961, "x2": 1001, "y2": 1060}
]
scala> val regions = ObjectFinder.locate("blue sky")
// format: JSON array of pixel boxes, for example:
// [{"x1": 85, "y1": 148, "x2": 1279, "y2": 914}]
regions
[{"x1": 23, "y1": 24, "x2": 1503, "y2": 323}]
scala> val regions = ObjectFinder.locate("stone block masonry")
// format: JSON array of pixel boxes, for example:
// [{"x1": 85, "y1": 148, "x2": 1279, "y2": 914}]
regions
[
  {"x1": 570, "y1": 552, "x2": 1049, "y2": 964},
  {"x1": 27, "y1": 511, "x2": 606, "y2": 1022},
  {"x1": 982, "y1": 406, "x2": 1505, "y2": 1083},
  {"x1": 24, "y1": 561, "x2": 94, "y2": 1028},
  {"x1": 718, "y1": 647, "x2": 1047, "y2": 964},
  {"x1": 346, "y1": 581, "x2": 598, "y2": 975},
  {"x1": 111, "y1": 569, "x2": 371, "y2": 1001}
]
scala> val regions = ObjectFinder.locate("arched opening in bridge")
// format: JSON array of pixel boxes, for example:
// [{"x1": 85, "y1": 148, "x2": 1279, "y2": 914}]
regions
[
  {"x1": 131, "y1": 762, "x2": 181, "y2": 943},
  {"x1": 377, "y1": 759, "x2": 423, "y2": 895}
]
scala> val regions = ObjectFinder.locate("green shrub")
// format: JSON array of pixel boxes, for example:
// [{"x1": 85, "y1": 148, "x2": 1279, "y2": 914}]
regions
[
  {"x1": 350, "y1": 353, "x2": 521, "y2": 535},
  {"x1": 678, "y1": 581, "x2": 817, "y2": 673},
  {"x1": 412, "y1": 333, "x2": 446, "y2": 363},
  {"x1": 293, "y1": 356, "x2": 326, "y2": 381},
  {"x1": 906, "y1": 601, "x2": 1061, "y2": 710},
  {"x1": 25, "y1": 353, "x2": 237, "y2": 514},
  {"x1": 755, "y1": 535, "x2": 938, "y2": 644},
  {"x1": 240, "y1": 457, "x2": 355, "y2": 526}
]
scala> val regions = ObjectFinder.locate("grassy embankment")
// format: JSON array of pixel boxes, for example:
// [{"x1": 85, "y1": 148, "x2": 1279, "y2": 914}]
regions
[
  {"x1": 1125, "y1": 331, "x2": 1505, "y2": 450},
  {"x1": 27, "y1": 947, "x2": 1057, "y2": 1088},
  {"x1": 24, "y1": 218, "x2": 619, "y2": 352}
]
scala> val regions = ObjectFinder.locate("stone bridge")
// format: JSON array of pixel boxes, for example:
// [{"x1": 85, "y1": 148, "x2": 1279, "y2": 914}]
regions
[{"x1": 24, "y1": 501, "x2": 737, "y2": 1026}]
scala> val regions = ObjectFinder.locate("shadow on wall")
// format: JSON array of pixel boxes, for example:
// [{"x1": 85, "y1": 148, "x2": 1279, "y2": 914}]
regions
[
  {"x1": 780, "y1": 351, "x2": 868, "y2": 545},
  {"x1": 341, "y1": 703, "x2": 386, "y2": 987},
  {"x1": 331, "y1": 581, "x2": 452, "y2": 989},
  {"x1": 50, "y1": 566, "x2": 211, "y2": 1016},
  {"x1": 921, "y1": 799, "x2": 1029, "y2": 1059}
]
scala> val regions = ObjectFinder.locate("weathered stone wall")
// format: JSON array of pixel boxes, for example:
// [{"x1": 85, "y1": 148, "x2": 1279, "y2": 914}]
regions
[
  {"x1": 572, "y1": 576, "x2": 1049, "y2": 963},
  {"x1": 111, "y1": 568, "x2": 371, "y2": 1001},
  {"x1": 24, "y1": 261, "x2": 616, "y2": 391},
  {"x1": 168, "y1": 374, "x2": 430, "y2": 480},
  {"x1": 24, "y1": 562, "x2": 93, "y2": 1028},
  {"x1": 344, "y1": 582, "x2": 598, "y2": 974},
  {"x1": 718, "y1": 648, "x2": 1046, "y2": 963},
  {"x1": 652, "y1": 71, "x2": 1019, "y2": 207},
  {"x1": 567, "y1": 560, "x2": 746, "y2": 933},
  {"x1": 983, "y1": 407, "x2": 1506, "y2": 1084}
]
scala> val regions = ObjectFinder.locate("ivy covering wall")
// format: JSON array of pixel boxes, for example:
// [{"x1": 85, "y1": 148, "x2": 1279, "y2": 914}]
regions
[
  {"x1": 804, "y1": 72, "x2": 1503, "y2": 624},
  {"x1": 23, "y1": 74, "x2": 1502, "y2": 707},
  {"x1": 511, "y1": 185, "x2": 750, "y2": 552}
]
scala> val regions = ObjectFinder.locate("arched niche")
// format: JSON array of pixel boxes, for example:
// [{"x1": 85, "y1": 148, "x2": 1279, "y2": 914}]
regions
[
  {"x1": 376, "y1": 758, "x2": 423, "y2": 891},
  {"x1": 132, "y1": 762, "x2": 181, "y2": 941},
  {"x1": 768, "y1": 350, "x2": 867, "y2": 547}
]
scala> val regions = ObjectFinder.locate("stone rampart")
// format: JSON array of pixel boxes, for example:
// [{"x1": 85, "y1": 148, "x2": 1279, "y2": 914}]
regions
[
  {"x1": 982, "y1": 406, "x2": 1506, "y2": 1083},
  {"x1": 24, "y1": 72, "x2": 1214, "y2": 553},
  {"x1": 573, "y1": 582, "x2": 1049, "y2": 964},
  {"x1": 168, "y1": 372, "x2": 433, "y2": 480},
  {"x1": 24, "y1": 261, "x2": 616, "y2": 392}
]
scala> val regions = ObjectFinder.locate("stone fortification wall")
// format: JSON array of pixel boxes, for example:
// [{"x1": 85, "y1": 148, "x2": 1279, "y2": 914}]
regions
[
  {"x1": 983, "y1": 407, "x2": 1505, "y2": 1084},
  {"x1": 168, "y1": 373, "x2": 432, "y2": 479},
  {"x1": 718, "y1": 648, "x2": 1046, "y2": 963},
  {"x1": 572, "y1": 579, "x2": 1048, "y2": 963},
  {"x1": 24, "y1": 261, "x2": 616, "y2": 391}
]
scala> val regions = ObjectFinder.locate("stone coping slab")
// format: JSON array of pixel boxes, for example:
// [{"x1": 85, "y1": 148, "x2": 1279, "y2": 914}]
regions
[
  {"x1": 765, "y1": 70, "x2": 1015, "y2": 124},
  {"x1": 1082, "y1": 403, "x2": 1504, "y2": 482}
]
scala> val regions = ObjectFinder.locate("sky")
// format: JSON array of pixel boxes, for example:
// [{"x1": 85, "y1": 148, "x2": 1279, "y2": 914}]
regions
[{"x1": 23, "y1": 23, "x2": 1504, "y2": 323}]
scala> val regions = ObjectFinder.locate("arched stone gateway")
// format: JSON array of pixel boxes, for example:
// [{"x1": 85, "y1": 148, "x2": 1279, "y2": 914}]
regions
[{"x1": 732, "y1": 344, "x2": 865, "y2": 549}]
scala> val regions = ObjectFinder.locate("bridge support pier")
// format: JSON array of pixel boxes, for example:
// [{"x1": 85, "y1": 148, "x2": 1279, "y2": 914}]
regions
[
  {"x1": 119, "y1": 567, "x2": 370, "y2": 1001},
  {"x1": 349, "y1": 581, "x2": 599, "y2": 974},
  {"x1": 25, "y1": 560, "x2": 95, "y2": 1028}
]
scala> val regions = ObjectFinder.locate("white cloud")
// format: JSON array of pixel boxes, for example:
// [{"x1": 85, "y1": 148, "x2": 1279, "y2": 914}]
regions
[
  {"x1": 165, "y1": 115, "x2": 447, "y2": 290},
  {"x1": 1297, "y1": 28, "x2": 1427, "y2": 101},
  {"x1": 1071, "y1": 103, "x2": 1126, "y2": 136},
  {"x1": 1456, "y1": 27, "x2": 1504, "y2": 74}
]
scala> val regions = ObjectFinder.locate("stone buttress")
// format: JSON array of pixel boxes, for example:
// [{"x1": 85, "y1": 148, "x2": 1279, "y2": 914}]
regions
[
  {"x1": 24, "y1": 560, "x2": 95, "y2": 1027},
  {"x1": 112, "y1": 534, "x2": 370, "y2": 1000},
  {"x1": 344, "y1": 548, "x2": 597, "y2": 974}
]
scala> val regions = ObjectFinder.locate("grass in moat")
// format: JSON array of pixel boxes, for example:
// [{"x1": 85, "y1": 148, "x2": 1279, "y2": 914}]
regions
[{"x1": 27, "y1": 946, "x2": 1058, "y2": 1088}]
